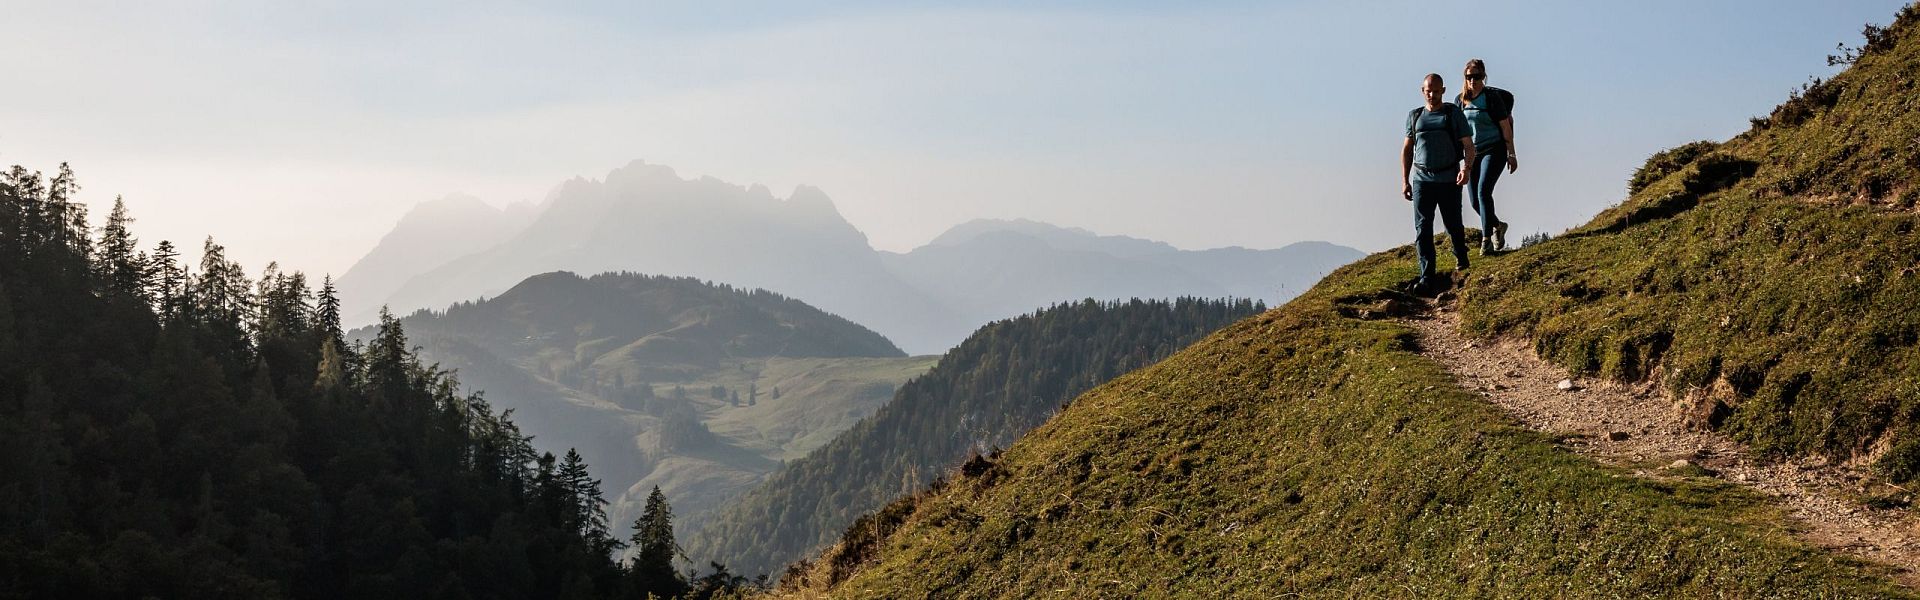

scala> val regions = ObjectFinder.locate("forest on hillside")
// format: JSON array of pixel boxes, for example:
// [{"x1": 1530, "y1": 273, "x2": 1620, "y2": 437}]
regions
[{"x1": 0, "y1": 164, "x2": 744, "y2": 599}]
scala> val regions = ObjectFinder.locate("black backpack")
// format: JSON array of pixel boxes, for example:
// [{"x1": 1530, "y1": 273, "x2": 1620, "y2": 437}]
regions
[
  {"x1": 1467, "y1": 86, "x2": 1515, "y2": 120},
  {"x1": 1410, "y1": 104, "x2": 1466, "y2": 169}
]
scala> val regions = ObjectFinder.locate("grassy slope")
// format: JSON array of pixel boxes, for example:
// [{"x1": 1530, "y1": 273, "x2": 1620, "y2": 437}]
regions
[
  {"x1": 1461, "y1": 4, "x2": 1920, "y2": 481},
  {"x1": 786, "y1": 252, "x2": 1905, "y2": 598},
  {"x1": 775, "y1": 8, "x2": 1920, "y2": 597},
  {"x1": 705, "y1": 356, "x2": 944, "y2": 461}
]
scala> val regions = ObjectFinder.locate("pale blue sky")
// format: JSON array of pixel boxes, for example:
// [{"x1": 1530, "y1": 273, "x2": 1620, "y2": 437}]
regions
[{"x1": 0, "y1": 1, "x2": 1905, "y2": 276}]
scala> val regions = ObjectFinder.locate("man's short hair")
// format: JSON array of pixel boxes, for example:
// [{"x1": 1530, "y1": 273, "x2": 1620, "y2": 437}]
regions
[{"x1": 1424, "y1": 73, "x2": 1444, "y2": 86}]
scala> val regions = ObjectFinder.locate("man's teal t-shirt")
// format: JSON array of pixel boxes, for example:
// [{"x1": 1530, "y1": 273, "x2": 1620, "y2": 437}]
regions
[
  {"x1": 1461, "y1": 93, "x2": 1505, "y2": 152},
  {"x1": 1406, "y1": 103, "x2": 1471, "y2": 183}
]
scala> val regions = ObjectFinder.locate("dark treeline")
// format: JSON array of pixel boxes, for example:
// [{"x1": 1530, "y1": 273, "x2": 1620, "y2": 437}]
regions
[
  {"x1": 684, "y1": 296, "x2": 1265, "y2": 578},
  {"x1": 0, "y1": 165, "x2": 741, "y2": 599}
]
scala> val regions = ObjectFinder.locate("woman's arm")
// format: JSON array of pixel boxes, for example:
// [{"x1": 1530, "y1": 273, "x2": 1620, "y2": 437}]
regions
[{"x1": 1500, "y1": 116, "x2": 1517, "y2": 173}]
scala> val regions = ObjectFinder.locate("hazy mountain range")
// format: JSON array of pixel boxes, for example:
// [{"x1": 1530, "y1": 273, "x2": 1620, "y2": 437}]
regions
[{"x1": 336, "y1": 161, "x2": 1363, "y2": 354}]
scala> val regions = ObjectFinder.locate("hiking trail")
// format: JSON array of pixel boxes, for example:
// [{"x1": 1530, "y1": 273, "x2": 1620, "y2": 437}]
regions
[{"x1": 1409, "y1": 298, "x2": 1920, "y2": 586}]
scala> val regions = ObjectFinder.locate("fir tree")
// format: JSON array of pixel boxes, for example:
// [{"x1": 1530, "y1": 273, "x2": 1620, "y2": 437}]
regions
[
  {"x1": 630, "y1": 486, "x2": 686, "y2": 598},
  {"x1": 96, "y1": 196, "x2": 147, "y2": 301},
  {"x1": 147, "y1": 239, "x2": 188, "y2": 321},
  {"x1": 558, "y1": 448, "x2": 618, "y2": 555}
]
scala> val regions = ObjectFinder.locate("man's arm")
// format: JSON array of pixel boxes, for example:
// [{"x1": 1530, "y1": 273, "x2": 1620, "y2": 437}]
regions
[
  {"x1": 1455, "y1": 137, "x2": 1475, "y2": 186},
  {"x1": 1401, "y1": 137, "x2": 1415, "y2": 201},
  {"x1": 1499, "y1": 116, "x2": 1517, "y2": 172}
]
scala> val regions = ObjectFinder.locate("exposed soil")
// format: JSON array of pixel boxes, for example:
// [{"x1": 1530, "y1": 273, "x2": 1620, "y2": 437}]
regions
[{"x1": 1410, "y1": 299, "x2": 1920, "y2": 586}]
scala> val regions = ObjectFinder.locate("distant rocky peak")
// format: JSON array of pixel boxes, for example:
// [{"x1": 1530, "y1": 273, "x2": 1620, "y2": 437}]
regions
[
  {"x1": 604, "y1": 159, "x2": 682, "y2": 188},
  {"x1": 786, "y1": 184, "x2": 843, "y2": 215}
]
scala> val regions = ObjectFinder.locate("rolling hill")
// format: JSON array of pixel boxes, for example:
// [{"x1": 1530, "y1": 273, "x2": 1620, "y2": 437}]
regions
[{"x1": 352, "y1": 271, "x2": 938, "y2": 538}]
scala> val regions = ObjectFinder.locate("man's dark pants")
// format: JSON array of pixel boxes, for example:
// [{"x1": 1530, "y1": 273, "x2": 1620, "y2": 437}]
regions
[{"x1": 1412, "y1": 179, "x2": 1469, "y2": 285}]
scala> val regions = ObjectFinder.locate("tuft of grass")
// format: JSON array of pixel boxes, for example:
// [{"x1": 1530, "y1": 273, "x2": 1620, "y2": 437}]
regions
[{"x1": 1627, "y1": 140, "x2": 1719, "y2": 196}]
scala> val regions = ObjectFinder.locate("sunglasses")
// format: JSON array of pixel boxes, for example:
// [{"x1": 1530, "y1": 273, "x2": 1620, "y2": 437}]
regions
[{"x1": 1464, "y1": 73, "x2": 1486, "y2": 81}]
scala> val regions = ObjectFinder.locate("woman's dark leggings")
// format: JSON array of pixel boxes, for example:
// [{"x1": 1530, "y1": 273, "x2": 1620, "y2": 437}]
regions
[{"x1": 1468, "y1": 143, "x2": 1507, "y2": 242}]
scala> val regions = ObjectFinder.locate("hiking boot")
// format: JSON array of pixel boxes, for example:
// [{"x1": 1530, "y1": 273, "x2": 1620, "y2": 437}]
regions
[
  {"x1": 1494, "y1": 221, "x2": 1509, "y2": 250},
  {"x1": 1406, "y1": 278, "x2": 1434, "y2": 297}
]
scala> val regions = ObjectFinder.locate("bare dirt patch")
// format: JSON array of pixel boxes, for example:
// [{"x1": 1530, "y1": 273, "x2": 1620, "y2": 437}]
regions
[{"x1": 1410, "y1": 300, "x2": 1920, "y2": 586}]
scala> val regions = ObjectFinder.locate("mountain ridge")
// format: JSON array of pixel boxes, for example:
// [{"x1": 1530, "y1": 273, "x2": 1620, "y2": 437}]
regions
[{"x1": 338, "y1": 166, "x2": 1362, "y2": 354}]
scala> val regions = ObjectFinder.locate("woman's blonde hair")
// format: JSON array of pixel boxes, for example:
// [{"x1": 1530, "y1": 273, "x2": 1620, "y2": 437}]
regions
[{"x1": 1460, "y1": 59, "x2": 1488, "y2": 103}]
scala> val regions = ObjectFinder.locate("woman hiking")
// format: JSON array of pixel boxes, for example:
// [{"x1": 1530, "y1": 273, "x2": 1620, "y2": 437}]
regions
[{"x1": 1459, "y1": 58, "x2": 1517, "y2": 252}]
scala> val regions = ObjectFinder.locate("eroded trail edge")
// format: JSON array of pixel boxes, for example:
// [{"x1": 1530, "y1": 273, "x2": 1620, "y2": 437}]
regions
[{"x1": 1409, "y1": 301, "x2": 1920, "y2": 585}]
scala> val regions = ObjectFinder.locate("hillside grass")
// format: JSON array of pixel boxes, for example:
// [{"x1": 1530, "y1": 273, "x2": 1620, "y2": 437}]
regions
[
  {"x1": 767, "y1": 7, "x2": 1920, "y2": 596},
  {"x1": 705, "y1": 356, "x2": 941, "y2": 460},
  {"x1": 1461, "y1": 3, "x2": 1920, "y2": 482},
  {"x1": 779, "y1": 250, "x2": 1909, "y2": 598}
]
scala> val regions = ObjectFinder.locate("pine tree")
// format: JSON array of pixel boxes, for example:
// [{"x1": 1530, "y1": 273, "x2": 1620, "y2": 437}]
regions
[
  {"x1": 97, "y1": 196, "x2": 147, "y2": 301},
  {"x1": 147, "y1": 240, "x2": 188, "y2": 321},
  {"x1": 630, "y1": 486, "x2": 685, "y2": 598},
  {"x1": 558, "y1": 448, "x2": 618, "y2": 555},
  {"x1": 254, "y1": 263, "x2": 311, "y2": 340},
  {"x1": 316, "y1": 275, "x2": 344, "y2": 344},
  {"x1": 196, "y1": 237, "x2": 253, "y2": 334}
]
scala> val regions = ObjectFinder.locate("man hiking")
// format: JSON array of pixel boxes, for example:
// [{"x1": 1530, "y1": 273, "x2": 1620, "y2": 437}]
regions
[{"x1": 1401, "y1": 73, "x2": 1476, "y2": 295}]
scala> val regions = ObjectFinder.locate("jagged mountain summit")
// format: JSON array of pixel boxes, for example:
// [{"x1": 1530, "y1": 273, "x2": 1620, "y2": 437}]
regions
[
  {"x1": 352, "y1": 161, "x2": 960, "y2": 354},
  {"x1": 338, "y1": 163, "x2": 1362, "y2": 354}
]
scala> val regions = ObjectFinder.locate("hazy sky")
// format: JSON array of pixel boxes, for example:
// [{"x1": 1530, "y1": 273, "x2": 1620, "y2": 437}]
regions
[{"x1": 0, "y1": 0, "x2": 1904, "y2": 278}]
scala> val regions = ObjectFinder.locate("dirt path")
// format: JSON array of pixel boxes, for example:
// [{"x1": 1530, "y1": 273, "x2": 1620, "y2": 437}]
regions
[{"x1": 1409, "y1": 300, "x2": 1920, "y2": 585}]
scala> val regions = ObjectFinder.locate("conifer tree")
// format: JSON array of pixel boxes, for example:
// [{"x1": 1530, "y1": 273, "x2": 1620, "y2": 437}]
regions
[
  {"x1": 558, "y1": 448, "x2": 618, "y2": 555},
  {"x1": 97, "y1": 196, "x2": 147, "y2": 301},
  {"x1": 630, "y1": 486, "x2": 685, "y2": 598},
  {"x1": 316, "y1": 275, "x2": 344, "y2": 344},
  {"x1": 196, "y1": 237, "x2": 253, "y2": 334},
  {"x1": 147, "y1": 240, "x2": 188, "y2": 320}
]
